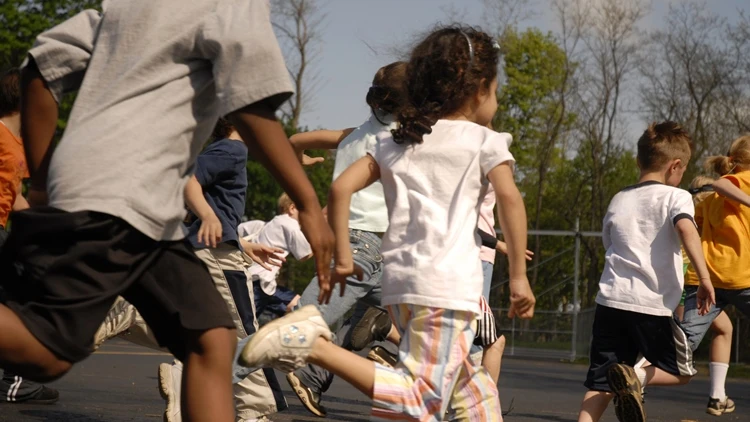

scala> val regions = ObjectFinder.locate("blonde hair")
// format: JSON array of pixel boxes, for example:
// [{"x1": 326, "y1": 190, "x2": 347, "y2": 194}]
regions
[
  {"x1": 689, "y1": 175, "x2": 716, "y2": 205},
  {"x1": 637, "y1": 121, "x2": 693, "y2": 172},
  {"x1": 704, "y1": 135, "x2": 750, "y2": 176},
  {"x1": 277, "y1": 193, "x2": 294, "y2": 215}
]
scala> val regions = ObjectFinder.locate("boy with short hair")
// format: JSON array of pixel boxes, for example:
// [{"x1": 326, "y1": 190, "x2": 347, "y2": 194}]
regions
[
  {"x1": 577, "y1": 121, "x2": 716, "y2": 422},
  {"x1": 0, "y1": 2, "x2": 333, "y2": 422}
]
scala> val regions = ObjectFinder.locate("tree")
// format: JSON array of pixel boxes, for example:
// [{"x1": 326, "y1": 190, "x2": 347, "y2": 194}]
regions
[{"x1": 271, "y1": 0, "x2": 324, "y2": 131}]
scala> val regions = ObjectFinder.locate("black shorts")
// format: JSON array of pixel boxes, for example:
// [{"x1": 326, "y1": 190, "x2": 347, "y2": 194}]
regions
[
  {"x1": 584, "y1": 305, "x2": 696, "y2": 392},
  {"x1": 0, "y1": 207, "x2": 235, "y2": 363}
]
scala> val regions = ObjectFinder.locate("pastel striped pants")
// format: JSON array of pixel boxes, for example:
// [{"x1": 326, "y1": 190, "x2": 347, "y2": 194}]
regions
[{"x1": 371, "y1": 304, "x2": 502, "y2": 421}]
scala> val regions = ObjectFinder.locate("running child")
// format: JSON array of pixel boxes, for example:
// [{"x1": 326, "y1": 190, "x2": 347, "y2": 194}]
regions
[
  {"x1": 241, "y1": 26, "x2": 535, "y2": 421},
  {"x1": 0, "y1": 2, "x2": 332, "y2": 422},
  {"x1": 577, "y1": 121, "x2": 715, "y2": 422},
  {"x1": 681, "y1": 136, "x2": 750, "y2": 416}
]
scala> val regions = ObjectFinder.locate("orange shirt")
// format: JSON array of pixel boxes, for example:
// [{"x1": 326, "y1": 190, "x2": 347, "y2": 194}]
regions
[
  {"x1": 686, "y1": 171, "x2": 750, "y2": 289},
  {"x1": 0, "y1": 122, "x2": 28, "y2": 226}
]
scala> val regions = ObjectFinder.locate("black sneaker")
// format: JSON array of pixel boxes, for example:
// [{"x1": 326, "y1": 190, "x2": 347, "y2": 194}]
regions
[
  {"x1": 607, "y1": 363, "x2": 645, "y2": 422},
  {"x1": 12, "y1": 386, "x2": 60, "y2": 404},
  {"x1": 367, "y1": 346, "x2": 397, "y2": 368},
  {"x1": 351, "y1": 307, "x2": 391, "y2": 351},
  {"x1": 286, "y1": 372, "x2": 326, "y2": 418},
  {"x1": 707, "y1": 396, "x2": 735, "y2": 416}
]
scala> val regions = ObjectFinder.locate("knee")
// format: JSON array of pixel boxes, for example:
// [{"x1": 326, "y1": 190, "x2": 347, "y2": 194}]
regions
[
  {"x1": 186, "y1": 327, "x2": 237, "y2": 358},
  {"x1": 677, "y1": 375, "x2": 692, "y2": 385}
]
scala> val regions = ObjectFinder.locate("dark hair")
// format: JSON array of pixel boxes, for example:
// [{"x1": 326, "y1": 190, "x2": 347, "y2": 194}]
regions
[
  {"x1": 636, "y1": 121, "x2": 692, "y2": 171},
  {"x1": 0, "y1": 68, "x2": 21, "y2": 118},
  {"x1": 704, "y1": 135, "x2": 750, "y2": 176},
  {"x1": 366, "y1": 61, "x2": 407, "y2": 124},
  {"x1": 211, "y1": 117, "x2": 234, "y2": 141},
  {"x1": 392, "y1": 26, "x2": 499, "y2": 144}
]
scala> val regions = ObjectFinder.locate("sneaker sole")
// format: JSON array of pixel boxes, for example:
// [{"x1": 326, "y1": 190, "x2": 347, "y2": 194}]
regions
[
  {"x1": 707, "y1": 403, "x2": 736, "y2": 416},
  {"x1": 367, "y1": 350, "x2": 395, "y2": 369},
  {"x1": 239, "y1": 305, "x2": 325, "y2": 368},
  {"x1": 350, "y1": 308, "x2": 389, "y2": 351},
  {"x1": 158, "y1": 363, "x2": 175, "y2": 422},
  {"x1": 607, "y1": 365, "x2": 645, "y2": 422},
  {"x1": 286, "y1": 373, "x2": 327, "y2": 418}
]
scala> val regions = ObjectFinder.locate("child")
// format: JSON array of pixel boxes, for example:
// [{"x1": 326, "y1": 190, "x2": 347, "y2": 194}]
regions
[
  {"x1": 2, "y1": 3, "x2": 332, "y2": 422},
  {"x1": 577, "y1": 122, "x2": 715, "y2": 422},
  {"x1": 241, "y1": 26, "x2": 535, "y2": 421},
  {"x1": 0, "y1": 68, "x2": 57, "y2": 404},
  {"x1": 681, "y1": 136, "x2": 750, "y2": 416},
  {"x1": 247, "y1": 193, "x2": 311, "y2": 320},
  {"x1": 283, "y1": 61, "x2": 406, "y2": 418}
]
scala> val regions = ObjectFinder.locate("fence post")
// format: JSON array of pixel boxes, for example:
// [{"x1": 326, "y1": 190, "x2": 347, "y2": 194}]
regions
[{"x1": 571, "y1": 217, "x2": 581, "y2": 362}]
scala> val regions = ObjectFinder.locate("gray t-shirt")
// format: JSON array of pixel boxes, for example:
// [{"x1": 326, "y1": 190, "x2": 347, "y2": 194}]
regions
[{"x1": 27, "y1": 0, "x2": 293, "y2": 240}]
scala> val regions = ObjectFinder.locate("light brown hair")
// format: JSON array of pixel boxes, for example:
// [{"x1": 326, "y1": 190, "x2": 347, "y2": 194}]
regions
[
  {"x1": 277, "y1": 193, "x2": 294, "y2": 215},
  {"x1": 704, "y1": 135, "x2": 750, "y2": 176},
  {"x1": 637, "y1": 121, "x2": 693, "y2": 172},
  {"x1": 689, "y1": 175, "x2": 716, "y2": 205}
]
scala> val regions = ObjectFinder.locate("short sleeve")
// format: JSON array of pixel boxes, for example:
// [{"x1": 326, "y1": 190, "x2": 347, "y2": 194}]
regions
[
  {"x1": 669, "y1": 189, "x2": 695, "y2": 226},
  {"x1": 284, "y1": 224, "x2": 312, "y2": 260},
  {"x1": 479, "y1": 131, "x2": 515, "y2": 177},
  {"x1": 194, "y1": 143, "x2": 236, "y2": 187},
  {"x1": 23, "y1": 9, "x2": 103, "y2": 103},
  {"x1": 201, "y1": 0, "x2": 293, "y2": 117}
]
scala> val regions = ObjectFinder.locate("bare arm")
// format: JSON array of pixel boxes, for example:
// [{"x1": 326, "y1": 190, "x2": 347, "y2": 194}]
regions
[
  {"x1": 12, "y1": 183, "x2": 30, "y2": 212},
  {"x1": 20, "y1": 59, "x2": 58, "y2": 206},
  {"x1": 488, "y1": 163, "x2": 535, "y2": 319},
  {"x1": 713, "y1": 178, "x2": 750, "y2": 207},
  {"x1": 290, "y1": 128, "x2": 355, "y2": 151},
  {"x1": 184, "y1": 175, "x2": 221, "y2": 248},
  {"x1": 676, "y1": 218, "x2": 715, "y2": 314},
  {"x1": 326, "y1": 155, "x2": 380, "y2": 303},
  {"x1": 228, "y1": 100, "x2": 333, "y2": 291}
]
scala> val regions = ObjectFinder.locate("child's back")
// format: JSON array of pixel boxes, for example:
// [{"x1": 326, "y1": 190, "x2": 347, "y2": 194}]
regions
[
  {"x1": 47, "y1": 0, "x2": 290, "y2": 240},
  {"x1": 374, "y1": 120, "x2": 513, "y2": 314},
  {"x1": 598, "y1": 182, "x2": 694, "y2": 316}
]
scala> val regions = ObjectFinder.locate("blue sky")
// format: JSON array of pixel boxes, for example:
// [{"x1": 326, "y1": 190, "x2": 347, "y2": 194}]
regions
[{"x1": 289, "y1": 0, "x2": 748, "y2": 136}]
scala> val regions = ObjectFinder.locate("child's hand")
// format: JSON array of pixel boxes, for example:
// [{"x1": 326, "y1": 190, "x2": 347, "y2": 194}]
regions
[
  {"x1": 496, "y1": 241, "x2": 534, "y2": 261},
  {"x1": 320, "y1": 261, "x2": 362, "y2": 304},
  {"x1": 508, "y1": 277, "x2": 536, "y2": 319},
  {"x1": 197, "y1": 214, "x2": 222, "y2": 248},
  {"x1": 243, "y1": 242, "x2": 285, "y2": 271},
  {"x1": 697, "y1": 278, "x2": 716, "y2": 316},
  {"x1": 298, "y1": 208, "x2": 334, "y2": 300},
  {"x1": 286, "y1": 294, "x2": 301, "y2": 313},
  {"x1": 302, "y1": 153, "x2": 325, "y2": 166}
]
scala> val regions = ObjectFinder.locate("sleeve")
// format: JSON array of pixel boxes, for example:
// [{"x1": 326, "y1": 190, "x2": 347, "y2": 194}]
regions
[
  {"x1": 22, "y1": 9, "x2": 103, "y2": 103},
  {"x1": 670, "y1": 189, "x2": 696, "y2": 227},
  {"x1": 721, "y1": 173, "x2": 742, "y2": 189},
  {"x1": 285, "y1": 224, "x2": 312, "y2": 260},
  {"x1": 479, "y1": 131, "x2": 515, "y2": 177},
  {"x1": 193, "y1": 144, "x2": 235, "y2": 187},
  {"x1": 200, "y1": 0, "x2": 294, "y2": 117},
  {"x1": 477, "y1": 229, "x2": 499, "y2": 249}
]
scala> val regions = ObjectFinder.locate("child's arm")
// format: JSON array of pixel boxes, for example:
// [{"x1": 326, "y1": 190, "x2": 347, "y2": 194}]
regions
[
  {"x1": 239, "y1": 237, "x2": 285, "y2": 271},
  {"x1": 12, "y1": 183, "x2": 30, "y2": 212},
  {"x1": 229, "y1": 102, "x2": 334, "y2": 295},
  {"x1": 20, "y1": 59, "x2": 58, "y2": 207},
  {"x1": 713, "y1": 178, "x2": 750, "y2": 207},
  {"x1": 326, "y1": 155, "x2": 381, "y2": 303},
  {"x1": 184, "y1": 175, "x2": 222, "y2": 248},
  {"x1": 676, "y1": 219, "x2": 715, "y2": 314},
  {"x1": 478, "y1": 228, "x2": 533, "y2": 260},
  {"x1": 488, "y1": 163, "x2": 535, "y2": 319},
  {"x1": 290, "y1": 128, "x2": 355, "y2": 151}
]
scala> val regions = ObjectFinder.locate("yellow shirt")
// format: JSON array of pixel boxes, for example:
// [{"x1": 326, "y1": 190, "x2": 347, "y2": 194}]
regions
[{"x1": 686, "y1": 171, "x2": 750, "y2": 289}]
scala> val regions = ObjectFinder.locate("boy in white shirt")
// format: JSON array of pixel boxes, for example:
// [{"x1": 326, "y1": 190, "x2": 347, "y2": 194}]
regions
[
  {"x1": 248, "y1": 194, "x2": 311, "y2": 318},
  {"x1": 577, "y1": 122, "x2": 716, "y2": 422}
]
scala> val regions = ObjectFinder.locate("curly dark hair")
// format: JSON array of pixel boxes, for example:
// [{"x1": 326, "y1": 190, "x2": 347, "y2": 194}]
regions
[
  {"x1": 0, "y1": 68, "x2": 21, "y2": 118},
  {"x1": 366, "y1": 61, "x2": 407, "y2": 123},
  {"x1": 392, "y1": 26, "x2": 499, "y2": 144},
  {"x1": 211, "y1": 117, "x2": 234, "y2": 141}
]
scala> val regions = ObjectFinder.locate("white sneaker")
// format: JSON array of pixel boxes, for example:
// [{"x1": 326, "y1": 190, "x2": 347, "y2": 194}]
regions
[
  {"x1": 239, "y1": 305, "x2": 331, "y2": 372},
  {"x1": 159, "y1": 361, "x2": 183, "y2": 422},
  {"x1": 93, "y1": 297, "x2": 137, "y2": 349}
]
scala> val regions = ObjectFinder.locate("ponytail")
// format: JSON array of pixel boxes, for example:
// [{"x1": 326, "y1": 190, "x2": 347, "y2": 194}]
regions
[{"x1": 704, "y1": 135, "x2": 750, "y2": 176}]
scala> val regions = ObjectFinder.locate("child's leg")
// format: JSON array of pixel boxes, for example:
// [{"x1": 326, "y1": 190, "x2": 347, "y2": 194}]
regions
[
  {"x1": 482, "y1": 335, "x2": 505, "y2": 384},
  {"x1": 181, "y1": 328, "x2": 236, "y2": 422},
  {"x1": 578, "y1": 391, "x2": 613, "y2": 422},
  {"x1": 447, "y1": 347, "x2": 502, "y2": 421},
  {"x1": 708, "y1": 311, "x2": 733, "y2": 402}
]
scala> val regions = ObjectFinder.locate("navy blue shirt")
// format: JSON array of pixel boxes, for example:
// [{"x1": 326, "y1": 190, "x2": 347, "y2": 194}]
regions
[{"x1": 186, "y1": 138, "x2": 248, "y2": 249}]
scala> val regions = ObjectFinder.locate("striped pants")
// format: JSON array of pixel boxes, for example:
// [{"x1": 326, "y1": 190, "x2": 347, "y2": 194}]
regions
[{"x1": 372, "y1": 304, "x2": 502, "y2": 421}]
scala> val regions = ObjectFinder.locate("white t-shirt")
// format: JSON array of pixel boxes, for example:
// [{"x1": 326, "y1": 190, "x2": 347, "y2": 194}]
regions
[
  {"x1": 332, "y1": 112, "x2": 396, "y2": 233},
  {"x1": 370, "y1": 120, "x2": 515, "y2": 314},
  {"x1": 238, "y1": 220, "x2": 266, "y2": 242},
  {"x1": 248, "y1": 214, "x2": 312, "y2": 296},
  {"x1": 32, "y1": 0, "x2": 292, "y2": 241},
  {"x1": 596, "y1": 181, "x2": 695, "y2": 317}
]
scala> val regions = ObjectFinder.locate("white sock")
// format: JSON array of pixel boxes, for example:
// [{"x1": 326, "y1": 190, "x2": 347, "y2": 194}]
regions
[
  {"x1": 709, "y1": 362, "x2": 729, "y2": 399},
  {"x1": 634, "y1": 367, "x2": 647, "y2": 388}
]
